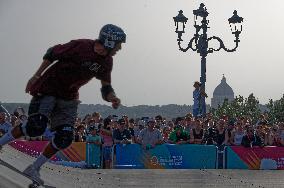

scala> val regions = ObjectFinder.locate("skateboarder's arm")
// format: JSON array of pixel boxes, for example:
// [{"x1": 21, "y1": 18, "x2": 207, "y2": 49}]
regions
[
  {"x1": 101, "y1": 80, "x2": 121, "y2": 109},
  {"x1": 33, "y1": 59, "x2": 53, "y2": 78},
  {"x1": 25, "y1": 59, "x2": 54, "y2": 93}
]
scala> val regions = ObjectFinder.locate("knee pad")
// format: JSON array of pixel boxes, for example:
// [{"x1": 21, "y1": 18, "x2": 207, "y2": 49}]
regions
[
  {"x1": 21, "y1": 113, "x2": 48, "y2": 137},
  {"x1": 51, "y1": 124, "x2": 74, "y2": 150}
]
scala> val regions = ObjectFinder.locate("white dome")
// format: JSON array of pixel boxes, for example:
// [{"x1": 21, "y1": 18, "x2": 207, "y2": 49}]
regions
[
  {"x1": 211, "y1": 75, "x2": 235, "y2": 109},
  {"x1": 213, "y1": 75, "x2": 234, "y2": 97}
]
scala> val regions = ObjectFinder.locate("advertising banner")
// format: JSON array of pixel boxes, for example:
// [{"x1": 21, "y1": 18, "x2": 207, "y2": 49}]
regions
[
  {"x1": 9, "y1": 140, "x2": 86, "y2": 162},
  {"x1": 115, "y1": 144, "x2": 217, "y2": 169},
  {"x1": 225, "y1": 146, "x2": 284, "y2": 169}
]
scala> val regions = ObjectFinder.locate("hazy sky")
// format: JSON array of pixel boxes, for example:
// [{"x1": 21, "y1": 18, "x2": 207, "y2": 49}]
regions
[{"x1": 0, "y1": 0, "x2": 283, "y2": 106}]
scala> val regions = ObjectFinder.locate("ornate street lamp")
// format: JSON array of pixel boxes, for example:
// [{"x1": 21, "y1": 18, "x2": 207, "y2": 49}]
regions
[
  {"x1": 173, "y1": 3, "x2": 243, "y2": 117},
  {"x1": 173, "y1": 10, "x2": 188, "y2": 42}
]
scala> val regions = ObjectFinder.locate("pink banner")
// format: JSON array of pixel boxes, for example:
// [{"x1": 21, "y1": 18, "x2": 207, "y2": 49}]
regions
[
  {"x1": 9, "y1": 140, "x2": 85, "y2": 162},
  {"x1": 231, "y1": 146, "x2": 284, "y2": 169}
]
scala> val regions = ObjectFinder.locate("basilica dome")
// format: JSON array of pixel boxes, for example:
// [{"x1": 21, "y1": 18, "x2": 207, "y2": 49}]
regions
[{"x1": 211, "y1": 75, "x2": 234, "y2": 109}]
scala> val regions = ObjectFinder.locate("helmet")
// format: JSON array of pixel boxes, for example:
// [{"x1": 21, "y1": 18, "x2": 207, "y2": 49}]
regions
[{"x1": 99, "y1": 24, "x2": 126, "y2": 50}]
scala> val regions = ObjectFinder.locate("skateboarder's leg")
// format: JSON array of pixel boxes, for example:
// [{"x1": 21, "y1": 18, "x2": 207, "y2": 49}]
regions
[
  {"x1": 0, "y1": 96, "x2": 55, "y2": 148},
  {"x1": 28, "y1": 98, "x2": 79, "y2": 170}
]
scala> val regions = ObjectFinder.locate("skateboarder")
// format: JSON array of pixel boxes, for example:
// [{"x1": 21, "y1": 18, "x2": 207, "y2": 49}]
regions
[{"x1": 0, "y1": 24, "x2": 126, "y2": 184}]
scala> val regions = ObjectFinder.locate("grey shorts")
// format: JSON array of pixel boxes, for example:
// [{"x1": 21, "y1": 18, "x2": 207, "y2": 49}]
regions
[{"x1": 28, "y1": 95, "x2": 80, "y2": 130}]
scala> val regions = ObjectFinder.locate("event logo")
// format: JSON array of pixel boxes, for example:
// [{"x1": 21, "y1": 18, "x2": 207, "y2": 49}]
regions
[{"x1": 150, "y1": 155, "x2": 183, "y2": 166}]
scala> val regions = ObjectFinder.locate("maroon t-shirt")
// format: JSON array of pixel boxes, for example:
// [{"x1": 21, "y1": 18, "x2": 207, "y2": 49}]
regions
[{"x1": 30, "y1": 39, "x2": 113, "y2": 100}]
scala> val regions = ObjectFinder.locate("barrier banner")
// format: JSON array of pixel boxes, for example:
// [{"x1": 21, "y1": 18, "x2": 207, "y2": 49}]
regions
[
  {"x1": 225, "y1": 146, "x2": 284, "y2": 169},
  {"x1": 9, "y1": 140, "x2": 86, "y2": 162},
  {"x1": 115, "y1": 144, "x2": 217, "y2": 169}
]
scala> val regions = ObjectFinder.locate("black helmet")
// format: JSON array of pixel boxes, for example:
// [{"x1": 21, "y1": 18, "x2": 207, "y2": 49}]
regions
[{"x1": 99, "y1": 24, "x2": 126, "y2": 50}]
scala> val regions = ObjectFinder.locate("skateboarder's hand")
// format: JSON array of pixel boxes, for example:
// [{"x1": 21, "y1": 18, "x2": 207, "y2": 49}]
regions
[
  {"x1": 111, "y1": 96, "x2": 121, "y2": 109},
  {"x1": 25, "y1": 75, "x2": 40, "y2": 94}
]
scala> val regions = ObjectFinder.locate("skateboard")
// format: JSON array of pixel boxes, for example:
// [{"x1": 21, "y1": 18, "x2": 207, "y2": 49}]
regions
[{"x1": 0, "y1": 159, "x2": 55, "y2": 188}]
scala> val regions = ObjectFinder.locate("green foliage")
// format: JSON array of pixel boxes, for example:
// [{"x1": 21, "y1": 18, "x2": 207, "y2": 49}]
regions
[
  {"x1": 267, "y1": 94, "x2": 284, "y2": 123},
  {"x1": 210, "y1": 93, "x2": 261, "y2": 124}
]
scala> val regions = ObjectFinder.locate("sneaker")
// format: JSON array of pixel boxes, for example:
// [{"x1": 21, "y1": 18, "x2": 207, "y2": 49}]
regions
[{"x1": 23, "y1": 165, "x2": 44, "y2": 185}]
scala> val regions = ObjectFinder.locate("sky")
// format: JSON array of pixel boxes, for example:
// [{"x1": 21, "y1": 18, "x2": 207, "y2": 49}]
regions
[{"x1": 0, "y1": 0, "x2": 283, "y2": 106}]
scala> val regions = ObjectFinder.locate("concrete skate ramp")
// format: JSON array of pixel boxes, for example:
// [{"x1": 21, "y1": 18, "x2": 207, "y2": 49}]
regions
[{"x1": 1, "y1": 145, "x2": 284, "y2": 188}]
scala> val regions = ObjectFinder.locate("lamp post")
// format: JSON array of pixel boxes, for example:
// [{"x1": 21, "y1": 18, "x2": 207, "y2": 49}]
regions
[{"x1": 173, "y1": 3, "x2": 243, "y2": 117}]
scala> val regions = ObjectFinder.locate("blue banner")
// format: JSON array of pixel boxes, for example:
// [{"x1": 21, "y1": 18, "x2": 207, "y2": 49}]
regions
[{"x1": 115, "y1": 144, "x2": 217, "y2": 169}]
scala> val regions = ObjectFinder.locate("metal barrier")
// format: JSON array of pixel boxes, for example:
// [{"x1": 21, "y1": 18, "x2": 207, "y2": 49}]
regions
[{"x1": 112, "y1": 144, "x2": 218, "y2": 169}]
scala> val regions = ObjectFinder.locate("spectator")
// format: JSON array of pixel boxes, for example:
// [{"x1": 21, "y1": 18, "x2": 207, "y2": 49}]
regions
[
  {"x1": 167, "y1": 121, "x2": 175, "y2": 130},
  {"x1": 133, "y1": 120, "x2": 145, "y2": 143},
  {"x1": 13, "y1": 107, "x2": 25, "y2": 117},
  {"x1": 128, "y1": 118, "x2": 135, "y2": 137},
  {"x1": 256, "y1": 114, "x2": 268, "y2": 126},
  {"x1": 87, "y1": 118, "x2": 102, "y2": 135},
  {"x1": 86, "y1": 126, "x2": 102, "y2": 169},
  {"x1": 110, "y1": 115, "x2": 119, "y2": 130},
  {"x1": 10, "y1": 114, "x2": 19, "y2": 128},
  {"x1": 155, "y1": 115, "x2": 164, "y2": 130},
  {"x1": 0, "y1": 112, "x2": 12, "y2": 137},
  {"x1": 255, "y1": 124, "x2": 267, "y2": 145},
  {"x1": 215, "y1": 119, "x2": 228, "y2": 149},
  {"x1": 225, "y1": 120, "x2": 235, "y2": 145},
  {"x1": 189, "y1": 119, "x2": 204, "y2": 144},
  {"x1": 137, "y1": 118, "x2": 163, "y2": 150},
  {"x1": 169, "y1": 125, "x2": 190, "y2": 144},
  {"x1": 241, "y1": 126, "x2": 264, "y2": 148},
  {"x1": 279, "y1": 122, "x2": 284, "y2": 142},
  {"x1": 113, "y1": 118, "x2": 132, "y2": 145},
  {"x1": 175, "y1": 117, "x2": 184, "y2": 129},
  {"x1": 86, "y1": 126, "x2": 102, "y2": 146},
  {"x1": 19, "y1": 114, "x2": 28, "y2": 122},
  {"x1": 202, "y1": 118, "x2": 216, "y2": 145},
  {"x1": 122, "y1": 115, "x2": 129, "y2": 128},
  {"x1": 92, "y1": 112, "x2": 102, "y2": 123},
  {"x1": 267, "y1": 125, "x2": 283, "y2": 146},
  {"x1": 162, "y1": 126, "x2": 171, "y2": 143},
  {"x1": 74, "y1": 125, "x2": 86, "y2": 142},
  {"x1": 100, "y1": 117, "x2": 113, "y2": 169},
  {"x1": 82, "y1": 114, "x2": 92, "y2": 124},
  {"x1": 184, "y1": 116, "x2": 194, "y2": 133},
  {"x1": 192, "y1": 81, "x2": 208, "y2": 118},
  {"x1": 230, "y1": 122, "x2": 245, "y2": 146}
]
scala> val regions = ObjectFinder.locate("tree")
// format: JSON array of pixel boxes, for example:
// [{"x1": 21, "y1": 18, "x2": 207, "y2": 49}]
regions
[
  {"x1": 211, "y1": 93, "x2": 261, "y2": 124},
  {"x1": 267, "y1": 94, "x2": 284, "y2": 123}
]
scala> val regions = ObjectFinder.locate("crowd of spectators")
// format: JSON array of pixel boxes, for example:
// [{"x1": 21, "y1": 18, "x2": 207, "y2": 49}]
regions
[{"x1": 1, "y1": 106, "x2": 284, "y2": 168}]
